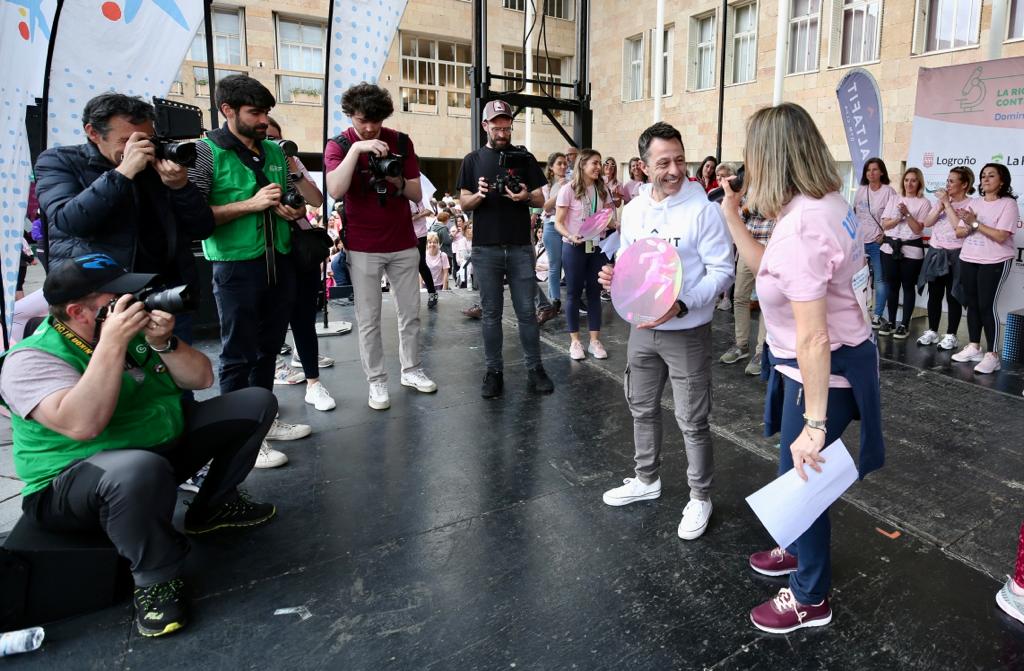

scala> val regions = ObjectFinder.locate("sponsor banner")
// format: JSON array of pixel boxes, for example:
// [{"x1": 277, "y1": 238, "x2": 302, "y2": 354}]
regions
[
  {"x1": 907, "y1": 57, "x2": 1024, "y2": 343},
  {"x1": 45, "y1": 0, "x2": 203, "y2": 149},
  {"x1": 0, "y1": 0, "x2": 57, "y2": 346},
  {"x1": 836, "y1": 69, "x2": 883, "y2": 181}
]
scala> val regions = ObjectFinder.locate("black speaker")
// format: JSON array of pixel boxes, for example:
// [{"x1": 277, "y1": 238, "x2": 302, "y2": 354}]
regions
[{"x1": 0, "y1": 516, "x2": 132, "y2": 629}]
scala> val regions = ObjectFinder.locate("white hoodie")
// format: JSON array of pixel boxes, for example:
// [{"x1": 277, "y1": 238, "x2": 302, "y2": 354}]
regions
[{"x1": 617, "y1": 180, "x2": 735, "y2": 330}]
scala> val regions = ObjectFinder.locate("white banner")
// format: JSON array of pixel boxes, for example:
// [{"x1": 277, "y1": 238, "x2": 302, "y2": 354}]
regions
[
  {"x1": 906, "y1": 57, "x2": 1024, "y2": 342},
  {"x1": 45, "y1": 0, "x2": 203, "y2": 148},
  {"x1": 325, "y1": 0, "x2": 408, "y2": 139},
  {"x1": 1, "y1": 0, "x2": 57, "y2": 347}
]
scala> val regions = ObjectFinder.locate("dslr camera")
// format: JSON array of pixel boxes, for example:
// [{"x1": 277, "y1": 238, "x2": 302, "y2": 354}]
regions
[
  {"x1": 152, "y1": 98, "x2": 204, "y2": 167},
  {"x1": 485, "y1": 147, "x2": 534, "y2": 196},
  {"x1": 369, "y1": 153, "x2": 404, "y2": 179},
  {"x1": 282, "y1": 172, "x2": 306, "y2": 209}
]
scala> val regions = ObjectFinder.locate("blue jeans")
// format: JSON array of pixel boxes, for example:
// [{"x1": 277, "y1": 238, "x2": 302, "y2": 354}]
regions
[
  {"x1": 779, "y1": 377, "x2": 859, "y2": 604},
  {"x1": 542, "y1": 220, "x2": 563, "y2": 302},
  {"x1": 562, "y1": 242, "x2": 604, "y2": 333},
  {"x1": 473, "y1": 244, "x2": 542, "y2": 371},
  {"x1": 331, "y1": 250, "x2": 350, "y2": 287},
  {"x1": 864, "y1": 242, "x2": 887, "y2": 319}
]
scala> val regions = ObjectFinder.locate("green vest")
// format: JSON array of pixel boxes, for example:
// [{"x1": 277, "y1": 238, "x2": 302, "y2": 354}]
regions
[
  {"x1": 2, "y1": 319, "x2": 185, "y2": 496},
  {"x1": 201, "y1": 138, "x2": 292, "y2": 261}
]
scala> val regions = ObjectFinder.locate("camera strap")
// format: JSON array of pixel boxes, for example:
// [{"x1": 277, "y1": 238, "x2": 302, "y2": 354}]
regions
[
  {"x1": 207, "y1": 128, "x2": 278, "y2": 285},
  {"x1": 53, "y1": 318, "x2": 147, "y2": 372}
]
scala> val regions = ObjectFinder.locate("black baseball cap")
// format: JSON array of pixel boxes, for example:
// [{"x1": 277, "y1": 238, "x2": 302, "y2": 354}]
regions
[{"x1": 43, "y1": 253, "x2": 156, "y2": 305}]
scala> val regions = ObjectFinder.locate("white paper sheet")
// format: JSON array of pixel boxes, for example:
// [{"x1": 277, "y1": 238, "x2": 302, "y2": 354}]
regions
[
  {"x1": 745, "y1": 440, "x2": 858, "y2": 550},
  {"x1": 599, "y1": 231, "x2": 621, "y2": 257}
]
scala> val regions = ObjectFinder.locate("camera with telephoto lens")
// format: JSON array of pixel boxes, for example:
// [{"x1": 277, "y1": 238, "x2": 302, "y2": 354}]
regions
[
  {"x1": 281, "y1": 172, "x2": 306, "y2": 209},
  {"x1": 368, "y1": 153, "x2": 404, "y2": 179},
  {"x1": 151, "y1": 98, "x2": 204, "y2": 167}
]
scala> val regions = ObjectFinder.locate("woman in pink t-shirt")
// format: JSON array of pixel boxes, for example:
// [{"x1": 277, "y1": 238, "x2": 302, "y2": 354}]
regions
[
  {"x1": 853, "y1": 158, "x2": 899, "y2": 329},
  {"x1": 622, "y1": 157, "x2": 646, "y2": 203},
  {"x1": 423, "y1": 231, "x2": 449, "y2": 290},
  {"x1": 915, "y1": 166, "x2": 975, "y2": 351},
  {"x1": 555, "y1": 149, "x2": 614, "y2": 361},
  {"x1": 951, "y1": 163, "x2": 1020, "y2": 374},
  {"x1": 721, "y1": 103, "x2": 881, "y2": 635},
  {"x1": 877, "y1": 168, "x2": 931, "y2": 339},
  {"x1": 602, "y1": 157, "x2": 625, "y2": 208}
]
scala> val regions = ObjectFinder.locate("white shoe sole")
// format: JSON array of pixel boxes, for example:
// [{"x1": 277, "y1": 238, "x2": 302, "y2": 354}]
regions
[
  {"x1": 997, "y1": 589, "x2": 1024, "y2": 624},
  {"x1": 677, "y1": 509, "x2": 712, "y2": 540},
  {"x1": 254, "y1": 453, "x2": 289, "y2": 469},
  {"x1": 306, "y1": 398, "x2": 337, "y2": 411},
  {"x1": 974, "y1": 364, "x2": 1001, "y2": 374},
  {"x1": 266, "y1": 428, "x2": 312, "y2": 441},
  {"x1": 401, "y1": 379, "x2": 437, "y2": 393},
  {"x1": 749, "y1": 563, "x2": 798, "y2": 577},
  {"x1": 751, "y1": 610, "x2": 832, "y2": 634},
  {"x1": 952, "y1": 354, "x2": 983, "y2": 363},
  {"x1": 602, "y1": 489, "x2": 661, "y2": 507},
  {"x1": 368, "y1": 398, "x2": 391, "y2": 410},
  {"x1": 720, "y1": 352, "x2": 750, "y2": 364}
]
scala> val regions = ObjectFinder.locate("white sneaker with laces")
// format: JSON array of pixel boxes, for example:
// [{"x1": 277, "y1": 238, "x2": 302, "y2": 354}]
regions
[
  {"x1": 974, "y1": 352, "x2": 1001, "y2": 374},
  {"x1": 602, "y1": 477, "x2": 661, "y2": 506},
  {"x1": 951, "y1": 343, "x2": 983, "y2": 362},
  {"x1": 677, "y1": 498, "x2": 713, "y2": 540},
  {"x1": 916, "y1": 330, "x2": 939, "y2": 346},
  {"x1": 266, "y1": 419, "x2": 312, "y2": 441},
  {"x1": 304, "y1": 382, "x2": 336, "y2": 411},
  {"x1": 254, "y1": 441, "x2": 288, "y2": 469},
  {"x1": 937, "y1": 334, "x2": 958, "y2": 351},
  {"x1": 369, "y1": 381, "x2": 391, "y2": 410},
  {"x1": 401, "y1": 368, "x2": 438, "y2": 393}
]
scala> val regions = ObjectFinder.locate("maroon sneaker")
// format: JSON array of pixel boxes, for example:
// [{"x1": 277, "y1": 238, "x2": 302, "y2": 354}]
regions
[
  {"x1": 750, "y1": 588, "x2": 832, "y2": 634},
  {"x1": 462, "y1": 304, "x2": 483, "y2": 319},
  {"x1": 749, "y1": 547, "x2": 798, "y2": 576}
]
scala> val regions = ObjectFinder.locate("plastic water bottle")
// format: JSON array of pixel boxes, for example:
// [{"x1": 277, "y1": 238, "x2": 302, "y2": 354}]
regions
[{"x1": 0, "y1": 627, "x2": 45, "y2": 657}]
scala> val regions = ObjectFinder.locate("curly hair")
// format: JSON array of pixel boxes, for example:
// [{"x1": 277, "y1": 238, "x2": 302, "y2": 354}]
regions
[
  {"x1": 341, "y1": 83, "x2": 394, "y2": 122},
  {"x1": 979, "y1": 163, "x2": 1017, "y2": 199}
]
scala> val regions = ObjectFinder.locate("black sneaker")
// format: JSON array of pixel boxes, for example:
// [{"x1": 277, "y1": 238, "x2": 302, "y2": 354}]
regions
[
  {"x1": 893, "y1": 324, "x2": 909, "y2": 339},
  {"x1": 427, "y1": 293, "x2": 438, "y2": 309},
  {"x1": 578, "y1": 299, "x2": 588, "y2": 315},
  {"x1": 600, "y1": 289, "x2": 611, "y2": 302},
  {"x1": 551, "y1": 299, "x2": 561, "y2": 313},
  {"x1": 134, "y1": 578, "x2": 188, "y2": 637},
  {"x1": 184, "y1": 491, "x2": 276, "y2": 535},
  {"x1": 527, "y1": 366, "x2": 555, "y2": 394},
  {"x1": 877, "y1": 319, "x2": 893, "y2": 336},
  {"x1": 481, "y1": 369, "x2": 504, "y2": 398},
  {"x1": 279, "y1": 343, "x2": 293, "y2": 356}
]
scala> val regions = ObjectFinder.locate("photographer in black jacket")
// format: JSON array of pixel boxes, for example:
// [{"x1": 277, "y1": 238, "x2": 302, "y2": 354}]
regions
[{"x1": 34, "y1": 93, "x2": 214, "y2": 342}]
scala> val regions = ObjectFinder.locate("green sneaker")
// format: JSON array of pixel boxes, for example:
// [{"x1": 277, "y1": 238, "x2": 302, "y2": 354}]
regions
[
  {"x1": 134, "y1": 578, "x2": 188, "y2": 637},
  {"x1": 996, "y1": 577, "x2": 1024, "y2": 624},
  {"x1": 184, "y1": 491, "x2": 276, "y2": 535},
  {"x1": 744, "y1": 351, "x2": 762, "y2": 376},
  {"x1": 719, "y1": 345, "x2": 750, "y2": 365}
]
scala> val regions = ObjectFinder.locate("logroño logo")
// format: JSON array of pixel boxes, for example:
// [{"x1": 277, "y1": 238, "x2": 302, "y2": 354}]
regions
[{"x1": 923, "y1": 152, "x2": 935, "y2": 168}]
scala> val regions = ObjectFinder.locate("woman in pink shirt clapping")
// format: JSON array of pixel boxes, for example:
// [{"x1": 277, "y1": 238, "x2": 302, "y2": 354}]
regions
[
  {"x1": 877, "y1": 168, "x2": 931, "y2": 339},
  {"x1": 951, "y1": 163, "x2": 1019, "y2": 374},
  {"x1": 853, "y1": 158, "x2": 899, "y2": 330}
]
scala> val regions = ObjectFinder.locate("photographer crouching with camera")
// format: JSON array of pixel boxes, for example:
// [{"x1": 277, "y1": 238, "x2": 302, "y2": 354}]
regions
[
  {"x1": 187, "y1": 75, "x2": 311, "y2": 468},
  {"x1": 34, "y1": 93, "x2": 215, "y2": 343},
  {"x1": 324, "y1": 83, "x2": 436, "y2": 410},
  {"x1": 0, "y1": 253, "x2": 278, "y2": 638},
  {"x1": 457, "y1": 100, "x2": 554, "y2": 399}
]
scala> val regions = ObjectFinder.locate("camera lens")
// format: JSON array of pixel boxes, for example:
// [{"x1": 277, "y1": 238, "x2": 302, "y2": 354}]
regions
[
  {"x1": 161, "y1": 141, "x2": 197, "y2": 167},
  {"x1": 274, "y1": 139, "x2": 298, "y2": 157}
]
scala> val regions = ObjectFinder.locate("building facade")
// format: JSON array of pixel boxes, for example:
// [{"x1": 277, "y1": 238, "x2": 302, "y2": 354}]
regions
[{"x1": 168, "y1": 0, "x2": 1024, "y2": 195}]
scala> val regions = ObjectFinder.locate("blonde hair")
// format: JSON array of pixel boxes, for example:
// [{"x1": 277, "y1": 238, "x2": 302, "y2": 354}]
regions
[
  {"x1": 572, "y1": 149, "x2": 609, "y2": 202},
  {"x1": 426, "y1": 231, "x2": 440, "y2": 244},
  {"x1": 743, "y1": 103, "x2": 842, "y2": 218},
  {"x1": 901, "y1": 167, "x2": 925, "y2": 197}
]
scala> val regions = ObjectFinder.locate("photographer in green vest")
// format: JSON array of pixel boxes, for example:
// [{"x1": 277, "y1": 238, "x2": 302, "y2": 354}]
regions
[
  {"x1": 0, "y1": 253, "x2": 279, "y2": 638},
  {"x1": 188, "y1": 75, "x2": 311, "y2": 469}
]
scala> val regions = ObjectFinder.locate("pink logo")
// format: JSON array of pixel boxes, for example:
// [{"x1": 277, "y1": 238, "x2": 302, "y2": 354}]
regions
[{"x1": 923, "y1": 153, "x2": 934, "y2": 168}]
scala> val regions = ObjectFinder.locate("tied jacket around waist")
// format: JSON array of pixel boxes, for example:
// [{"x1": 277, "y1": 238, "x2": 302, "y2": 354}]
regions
[
  {"x1": 762, "y1": 339, "x2": 885, "y2": 479},
  {"x1": 35, "y1": 141, "x2": 214, "y2": 284}
]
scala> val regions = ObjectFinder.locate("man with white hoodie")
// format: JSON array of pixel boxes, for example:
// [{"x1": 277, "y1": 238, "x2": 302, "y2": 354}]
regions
[{"x1": 598, "y1": 122, "x2": 734, "y2": 540}]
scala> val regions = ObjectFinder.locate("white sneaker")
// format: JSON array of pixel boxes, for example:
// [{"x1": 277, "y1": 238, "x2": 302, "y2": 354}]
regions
[
  {"x1": 369, "y1": 381, "x2": 391, "y2": 410},
  {"x1": 974, "y1": 352, "x2": 1001, "y2": 374},
  {"x1": 937, "y1": 334, "x2": 958, "y2": 351},
  {"x1": 273, "y1": 360, "x2": 305, "y2": 385},
  {"x1": 400, "y1": 368, "x2": 438, "y2": 393},
  {"x1": 254, "y1": 441, "x2": 288, "y2": 469},
  {"x1": 951, "y1": 343, "x2": 983, "y2": 363},
  {"x1": 292, "y1": 354, "x2": 335, "y2": 369},
  {"x1": 304, "y1": 382, "x2": 336, "y2": 411},
  {"x1": 602, "y1": 477, "x2": 662, "y2": 506},
  {"x1": 677, "y1": 498, "x2": 713, "y2": 540},
  {"x1": 266, "y1": 419, "x2": 312, "y2": 441},
  {"x1": 916, "y1": 330, "x2": 939, "y2": 346}
]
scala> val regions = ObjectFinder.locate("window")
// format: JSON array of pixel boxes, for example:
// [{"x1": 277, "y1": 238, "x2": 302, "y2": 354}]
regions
[
  {"x1": 650, "y1": 26, "x2": 674, "y2": 96},
  {"x1": 839, "y1": 0, "x2": 881, "y2": 65},
  {"x1": 788, "y1": 0, "x2": 820, "y2": 74},
  {"x1": 503, "y1": 0, "x2": 573, "y2": 19},
  {"x1": 503, "y1": 0, "x2": 525, "y2": 10},
  {"x1": 622, "y1": 35, "x2": 645, "y2": 101},
  {"x1": 837, "y1": 162, "x2": 859, "y2": 205},
  {"x1": 189, "y1": 7, "x2": 244, "y2": 65},
  {"x1": 1007, "y1": 0, "x2": 1023, "y2": 40},
  {"x1": 399, "y1": 34, "x2": 472, "y2": 115},
  {"x1": 912, "y1": 0, "x2": 981, "y2": 54},
  {"x1": 690, "y1": 13, "x2": 716, "y2": 91},
  {"x1": 729, "y1": 3, "x2": 757, "y2": 84},
  {"x1": 502, "y1": 49, "x2": 569, "y2": 121},
  {"x1": 277, "y1": 17, "x2": 325, "y2": 73},
  {"x1": 191, "y1": 66, "x2": 244, "y2": 97}
]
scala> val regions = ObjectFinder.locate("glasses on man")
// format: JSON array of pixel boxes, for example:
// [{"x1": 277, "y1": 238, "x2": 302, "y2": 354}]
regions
[{"x1": 489, "y1": 125, "x2": 513, "y2": 135}]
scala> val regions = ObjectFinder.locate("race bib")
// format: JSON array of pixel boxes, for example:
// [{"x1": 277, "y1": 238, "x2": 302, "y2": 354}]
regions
[{"x1": 852, "y1": 263, "x2": 870, "y2": 327}]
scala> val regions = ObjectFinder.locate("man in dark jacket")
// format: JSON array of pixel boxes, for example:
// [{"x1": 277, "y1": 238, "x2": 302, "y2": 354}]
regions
[{"x1": 34, "y1": 93, "x2": 214, "y2": 325}]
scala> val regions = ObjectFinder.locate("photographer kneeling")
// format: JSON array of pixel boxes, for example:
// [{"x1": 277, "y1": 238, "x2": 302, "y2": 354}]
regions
[{"x1": 0, "y1": 254, "x2": 278, "y2": 638}]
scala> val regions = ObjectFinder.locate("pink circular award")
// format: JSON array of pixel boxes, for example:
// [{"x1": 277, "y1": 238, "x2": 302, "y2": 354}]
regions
[
  {"x1": 611, "y1": 237, "x2": 683, "y2": 325},
  {"x1": 568, "y1": 207, "x2": 613, "y2": 241}
]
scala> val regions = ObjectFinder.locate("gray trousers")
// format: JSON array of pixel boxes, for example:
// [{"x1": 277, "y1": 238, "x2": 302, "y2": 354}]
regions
[
  {"x1": 624, "y1": 323, "x2": 714, "y2": 500},
  {"x1": 347, "y1": 247, "x2": 422, "y2": 384}
]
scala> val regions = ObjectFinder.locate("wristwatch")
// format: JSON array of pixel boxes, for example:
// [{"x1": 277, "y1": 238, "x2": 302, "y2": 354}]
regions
[
  {"x1": 803, "y1": 414, "x2": 827, "y2": 433},
  {"x1": 971, "y1": 220, "x2": 980, "y2": 232},
  {"x1": 674, "y1": 300, "x2": 689, "y2": 317},
  {"x1": 150, "y1": 336, "x2": 179, "y2": 354}
]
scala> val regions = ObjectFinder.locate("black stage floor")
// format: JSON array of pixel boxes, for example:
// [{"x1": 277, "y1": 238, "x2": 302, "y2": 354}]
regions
[{"x1": 9, "y1": 290, "x2": 1024, "y2": 670}]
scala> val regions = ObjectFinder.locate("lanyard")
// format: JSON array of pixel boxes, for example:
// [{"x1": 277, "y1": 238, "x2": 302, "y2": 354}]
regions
[{"x1": 53, "y1": 319, "x2": 148, "y2": 371}]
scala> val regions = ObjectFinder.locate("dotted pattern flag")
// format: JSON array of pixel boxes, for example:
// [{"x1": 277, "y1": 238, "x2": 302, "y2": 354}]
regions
[
  {"x1": 325, "y1": 0, "x2": 409, "y2": 139},
  {"x1": 0, "y1": 0, "x2": 56, "y2": 347},
  {"x1": 45, "y1": 0, "x2": 203, "y2": 149}
]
